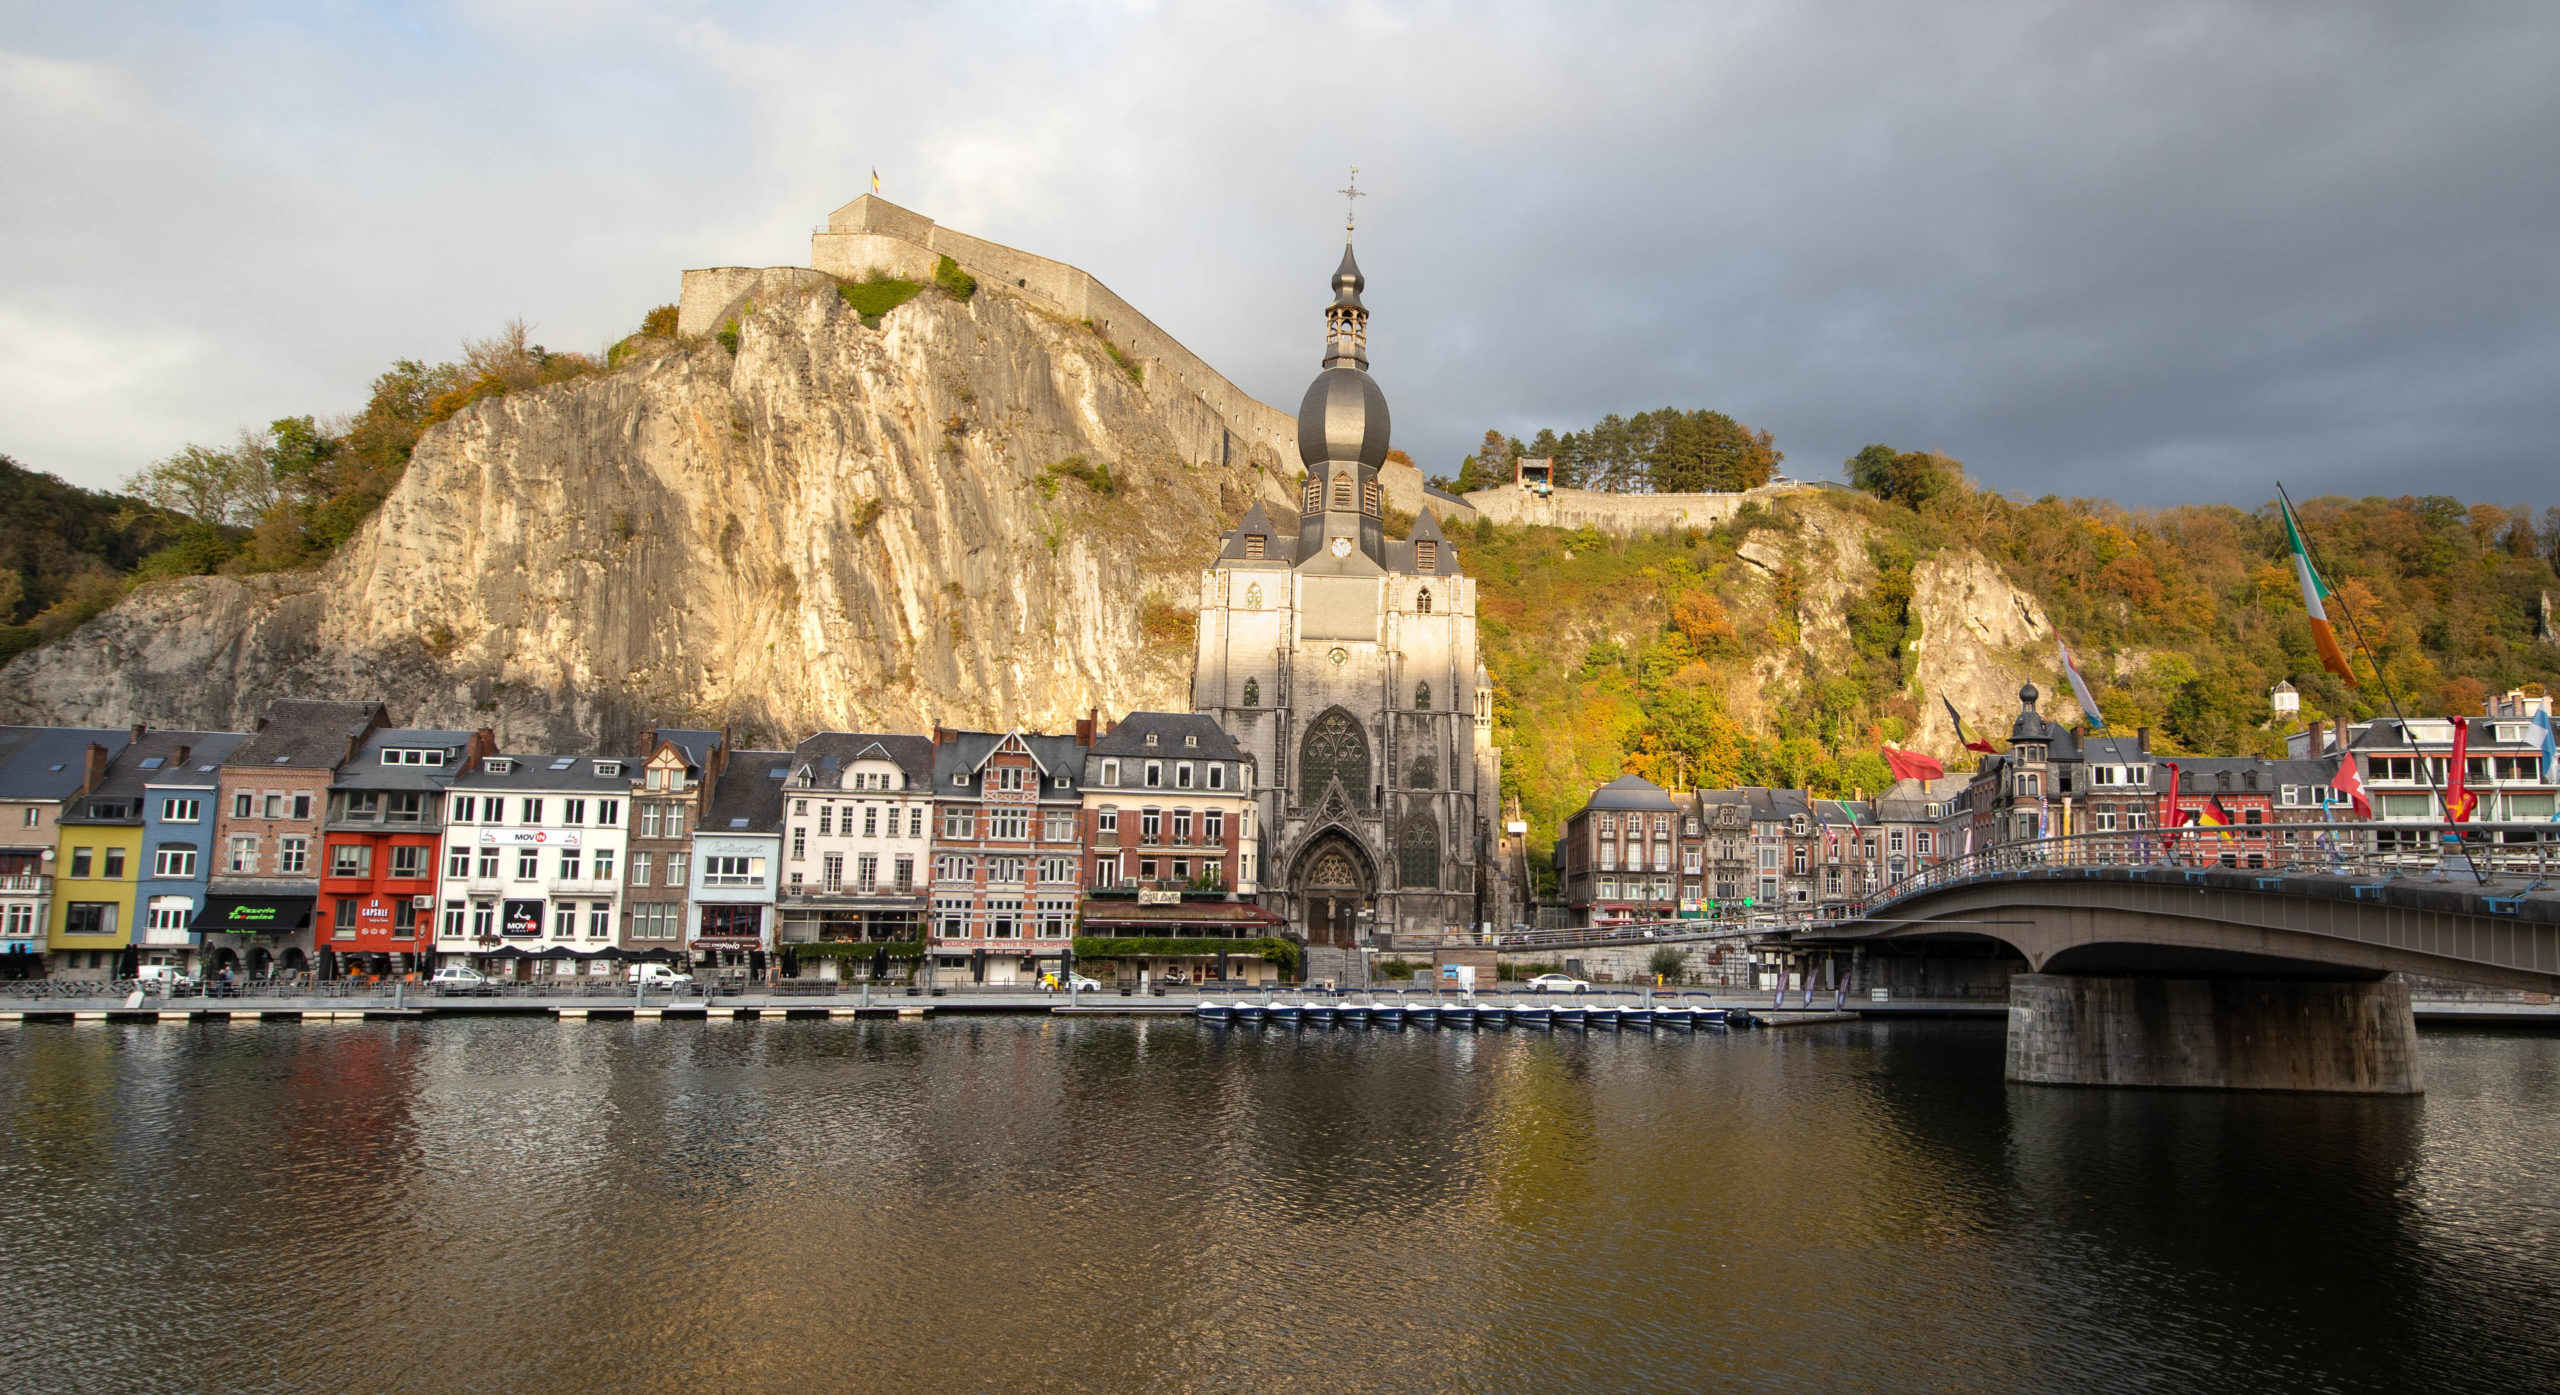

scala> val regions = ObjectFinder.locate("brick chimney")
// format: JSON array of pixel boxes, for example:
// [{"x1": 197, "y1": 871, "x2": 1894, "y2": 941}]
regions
[
  {"x1": 82, "y1": 742, "x2": 109, "y2": 795},
  {"x1": 2306, "y1": 719, "x2": 2327, "y2": 757},
  {"x1": 2136, "y1": 726, "x2": 2150, "y2": 754},
  {"x1": 172, "y1": 745, "x2": 192, "y2": 768},
  {"x1": 1074, "y1": 710, "x2": 1095, "y2": 746},
  {"x1": 130, "y1": 723, "x2": 147, "y2": 745},
  {"x1": 933, "y1": 726, "x2": 951, "y2": 746}
]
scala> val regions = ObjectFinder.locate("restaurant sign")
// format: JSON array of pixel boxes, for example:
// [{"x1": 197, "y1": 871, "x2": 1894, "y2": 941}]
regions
[{"x1": 1137, "y1": 888, "x2": 1182, "y2": 906}]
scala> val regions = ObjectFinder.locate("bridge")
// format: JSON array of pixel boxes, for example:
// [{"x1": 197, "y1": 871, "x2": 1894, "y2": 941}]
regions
[{"x1": 1783, "y1": 822, "x2": 2560, "y2": 1095}]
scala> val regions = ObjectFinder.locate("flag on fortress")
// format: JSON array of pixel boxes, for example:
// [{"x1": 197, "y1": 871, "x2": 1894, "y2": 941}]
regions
[
  {"x1": 2279, "y1": 495, "x2": 2358, "y2": 687},
  {"x1": 1881, "y1": 746, "x2": 1945, "y2": 783},
  {"x1": 871, "y1": 167, "x2": 881, "y2": 193},
  {"x1": 2058, "y1": 638, "x2": 2106, "y2": 732},
  {"x1": 1942, "y1": 697, "x2": 1995, "y2": 754}
]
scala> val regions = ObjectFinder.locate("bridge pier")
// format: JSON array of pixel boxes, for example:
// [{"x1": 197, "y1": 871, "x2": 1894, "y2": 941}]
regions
[{"x1": 2004, "y1": 973, "x2": 2421, "y2": 1094}]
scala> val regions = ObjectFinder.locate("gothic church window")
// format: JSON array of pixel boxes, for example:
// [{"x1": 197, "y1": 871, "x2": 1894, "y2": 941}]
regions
[
  {"x1": 1400, "y1": 813, "x2": 1439, "y2": 889},
  {"x1": 1416, "y1": 587, "x2": 1432, "y2": 613},
  {"x1": 1300, "y1": 711, "x2": 1370, "y2": 809},
  {"x1": 1244, "y1": 582, "x2": 1262, "y2": 609},
  {"x1": 1414, "y1": 681, "x2": 1431, "y2": 709},
  {"x1": 1409, "y1": 753, "x2": 1434, "y2": 789},
  {"x1": 1242, "y1": 677, "x2": 1260, "y2": 708}
]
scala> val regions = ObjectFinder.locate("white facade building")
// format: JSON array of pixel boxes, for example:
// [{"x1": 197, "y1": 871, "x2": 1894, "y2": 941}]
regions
[{"x1": 435, "y1": 754, "x2": 631, "y2": 978}]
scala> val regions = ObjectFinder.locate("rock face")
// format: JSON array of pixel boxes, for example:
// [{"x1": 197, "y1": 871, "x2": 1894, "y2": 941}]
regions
[
  {"x1": 0, "y1": 281, "x2": 1306, "y2": 748},
  {"x1": 1910, "y1": 549, "x2": 2073, "y2": 747}
]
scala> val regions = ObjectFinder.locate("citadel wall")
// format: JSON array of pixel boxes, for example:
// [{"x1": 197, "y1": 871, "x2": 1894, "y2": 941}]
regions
[{"x1": 1461, "y1": 480, "x2": 1832, "y2": 536}]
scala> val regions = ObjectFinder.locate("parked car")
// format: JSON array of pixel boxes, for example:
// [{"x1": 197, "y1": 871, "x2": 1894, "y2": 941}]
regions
[
  {"x1": 430, "y1": 965, "x2": 495, "y2": 995},
  {"x1": 1039, "y1": 973, "x2": 1102, "y2": 992},
  {"x1": 136, "y1": 964, "x2": 198, "y2": 992},
  {"x1": 1525, "y1": 973, "x2": 1592, "y2": 994},
  {"x1": 628, "y1": 963, "x2": 689, "y2": 991}
]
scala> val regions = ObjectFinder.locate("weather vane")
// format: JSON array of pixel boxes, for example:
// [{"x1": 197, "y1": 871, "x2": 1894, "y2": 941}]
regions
[{"x1": 1339, "y1": 166, "x2": 1363, "y2": 234}]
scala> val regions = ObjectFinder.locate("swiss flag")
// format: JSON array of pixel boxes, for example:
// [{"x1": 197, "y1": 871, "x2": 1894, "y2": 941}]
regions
[
  {"x1": 1881, "y1": 746, "x2": 1946, "y2": 783},
  {"x1": 2330, "y1": 753, "x2": 2370, "y2": 818}
]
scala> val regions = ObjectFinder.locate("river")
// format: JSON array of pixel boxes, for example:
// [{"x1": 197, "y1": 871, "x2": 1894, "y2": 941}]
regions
[{"x1": 1, "y1": 1016, "x2": 2554, "y2": 1392}]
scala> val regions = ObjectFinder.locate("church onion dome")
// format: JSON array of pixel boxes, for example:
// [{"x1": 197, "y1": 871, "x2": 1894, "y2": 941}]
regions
[{"x1": 1299, "y1": 238, "x2": 1390, "y2": 467}]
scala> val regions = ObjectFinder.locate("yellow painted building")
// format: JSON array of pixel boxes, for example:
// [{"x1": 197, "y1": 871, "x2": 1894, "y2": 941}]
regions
[{"x1": 49, "y1": 800, "x2": 143, "y2": 974}]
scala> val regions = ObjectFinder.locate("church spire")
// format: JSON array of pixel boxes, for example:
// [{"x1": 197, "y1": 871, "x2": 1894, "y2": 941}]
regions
[{"x1": 1324, "y1": 167, "x2": 1369, "y2": 370}]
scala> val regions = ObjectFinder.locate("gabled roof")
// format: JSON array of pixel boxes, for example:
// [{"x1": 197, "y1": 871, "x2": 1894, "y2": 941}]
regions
[
  {"x1": 334, "y1": 729, "x2": 486, "y2": 791},
  {"x1": 73, "y1": 731, "x2": 249, "y2": 809},
  {"x1": 2166, "y1": 756, "x2": 2340, "y2": 794},
  {"x1": 792, "y1": 731, "x2": 936, "y2": 789},
  {"x1": 648, "y1": 729, "x2": 724, "y2": 774},
  {"x1": 1217, "y1": 501, "x2": 1298, "y2": 565},
  {"x1": 452, "y1": 753, "x2": 637, "y2": 793},
  {"x1": 931, "y1": 730, "x2": 1090, "y2": 796}
]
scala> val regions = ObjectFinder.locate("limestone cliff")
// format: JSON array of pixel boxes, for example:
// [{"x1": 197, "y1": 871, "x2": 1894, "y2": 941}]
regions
[{"x1": 0, "y1": 281, "x2": 1306, "y2": 747}]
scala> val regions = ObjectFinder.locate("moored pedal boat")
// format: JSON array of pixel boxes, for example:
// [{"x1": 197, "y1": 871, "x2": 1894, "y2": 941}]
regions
[
  {"x1": 1655, "y1": 1005, "x2": 1695, "y2": 1030},
  {"x1": 1268, "y1": 1001, "x2": 1302, "y2": 1027},
  {"x1": 1480, "y1": 1002, "x2": 1512, "y2": 1030},
  {"x1": 1551, "y1": 1004, "x2": 1586, "y2": 1028},
  {"x1": 1621, "y1": 1003, "x2": 1655, "y2": 1031},
  {"x1": 1234, "y1": 1000, "x2": 1265, "y2": 1025},
  {"x1": 1439, "y1": 1001, "x2": 1478, "y2": 1029},
  {"x1": 1336, "y1": 1001, "x2": 1372, "y2": 1028},
  {"x1": 1513, "y1": 1003, "x2": 1552, "y2": 1029},
  {"x1": 1304, "y1": 1001, "x2": 1337, "y2": 1027},
  {"x1": 1695, "y1": 1007, "x2": 1729, "y2": 1028},
  {"x1": 1372, "y1": 1001, "x2": 1406, "y2": 1028},
  {"x1": 1410, "y1": 1000, "x2": 1440, "y2": 1029},
  {"x1": 1586, "y1": 1004, "x2": 1620, "y2": 1030},
  {"x1": 1195, "y1": 1001, "x2": 1232, "y2": 1025}
]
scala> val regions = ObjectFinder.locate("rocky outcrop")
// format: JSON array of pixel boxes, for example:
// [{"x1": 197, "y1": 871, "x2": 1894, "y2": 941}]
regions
[
  {"x1": 0, "y1": 281, "x2": 1305, "y2": 747},
  {"x1": 1909, "y1": 549, "x2": 2074, "y2": 748}
]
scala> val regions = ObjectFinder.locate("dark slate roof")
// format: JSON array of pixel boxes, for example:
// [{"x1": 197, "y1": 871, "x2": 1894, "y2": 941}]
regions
[
  {"x1": 1217, "y1": 502, "x2": 1299, "y2": 565},
  {"x1": 702, "y1": 750, "x2": 792, "y2": 833},
  {"x1": 1875, "y1": 775, "x2": 1966, "y2": 817},
  {"x1": 227, "y1": 700, "x2": 389, "y2": 770},
  {"x1": 1092, "y1": 712, "x2": 1240, "y2": 762},
  {"x1": 790, "y1": 732, "x2": 937, "y2": 790},
  {"x1": 2167, "y1": 756, "x2": 2340, "y2": 794},
  {"x1": 334, "y1": 729, "x2": 484, "y2": 791},
  {"x1": 932, "y1": 731, "x2": 1091, "y2": 799},
  {"x1": 1814, "y1": 798, "x2": 1876, "y2": 826},
  {"x1": 452, "y1": 753, "x2": 638, "y2": 793},
  {"x1": 1577, "y1": 773, "x2": 1676, "y2": 815},
  {"x1": 0, "y1": 726, "x2": 132, "y2": 801},
  {"x1": 2007, "y1": 684, "x2": 2068, "y2": 744},
  {"x1": 2077, "y1": 736, "x2": 2151, "y2": 764},
  {"x1": 68, "y1": 731, "x2": 250, "y2": 815},
  {"x1": 649, "y1": 729, "x2": 725, "y2": 775}
]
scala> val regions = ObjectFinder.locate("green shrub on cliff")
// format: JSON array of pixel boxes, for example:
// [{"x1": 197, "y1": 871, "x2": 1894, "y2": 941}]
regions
[
  {"x1": 933, "y1": 255, "x2": 977, "y2": 301},
  {"x1": 837, "y1": 276, "x2": 924, "y2": 327}
]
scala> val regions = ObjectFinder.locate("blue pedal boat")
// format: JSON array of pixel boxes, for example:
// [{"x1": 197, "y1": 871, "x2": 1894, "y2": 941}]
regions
[{"x1": 1194, "y1": 1001, "x2": 1232, "y2": 1026}]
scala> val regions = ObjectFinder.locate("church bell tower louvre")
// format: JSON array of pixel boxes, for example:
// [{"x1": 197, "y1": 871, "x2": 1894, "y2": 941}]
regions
[{"x1": 1185, "y1": 219, "x2": 1509, "y2": 984}]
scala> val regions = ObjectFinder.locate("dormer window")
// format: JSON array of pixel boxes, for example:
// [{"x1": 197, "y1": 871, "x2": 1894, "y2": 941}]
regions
[
  {"x1": 1184, "y1": 735, "x2": 1197, "y2": 749},
  {"x1": 1144, "y1": 733, "x2": 1159, "y2": 749},
  {"x1": 593, "y1": 761, "x2": 622, "y2": 777},
  {"x1": 486, "y1": 757, "x2": 514, "y2": 774},
  {"x1": 1101, "y1": 758, "x2": 1120, "y2": 786},
  {"x1": 1415, "y1": 541, "x2": 1437, "y2": 572}
]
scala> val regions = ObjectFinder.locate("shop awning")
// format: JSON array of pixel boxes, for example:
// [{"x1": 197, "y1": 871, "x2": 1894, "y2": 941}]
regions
[{"x1": 193, "y1": 896, "x2": 315, "y2": 934}]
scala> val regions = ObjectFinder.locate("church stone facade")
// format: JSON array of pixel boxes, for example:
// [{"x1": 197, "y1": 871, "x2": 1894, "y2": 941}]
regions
[{"x1": 1190, "y1": 240, "x2": 1503, "y2": 981}]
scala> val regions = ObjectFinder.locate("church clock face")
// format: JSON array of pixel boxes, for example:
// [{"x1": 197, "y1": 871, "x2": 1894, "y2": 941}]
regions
[{"x1": 1329, "y1": 536, "x2": 1352, "y2": 558}]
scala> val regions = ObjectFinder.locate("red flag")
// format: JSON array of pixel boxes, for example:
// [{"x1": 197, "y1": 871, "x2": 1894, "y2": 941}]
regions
[
  {"x1": 1941, "y1": 696, "x2": 1995, "y2": 754},
  {"x1": 2329, "y1": 753, "x2": 2370, "y2": 817},
  {"x1": 1881, "y1": 746, "x2": 1946, "y2": 783},
  {"x1": 2159, "y1": 761, "x2": 2183, "y2": 832},
  {"x1": 2446, "y1": 716, "x2": 2479, "y2": 823}
]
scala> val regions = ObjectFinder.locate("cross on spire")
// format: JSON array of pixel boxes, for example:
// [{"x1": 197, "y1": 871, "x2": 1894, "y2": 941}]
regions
[{"x1": 1339, "y1": 166, "x2": 1363, "y2": 235}]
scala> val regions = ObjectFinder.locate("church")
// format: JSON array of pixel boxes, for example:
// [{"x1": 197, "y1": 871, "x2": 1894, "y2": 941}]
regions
[{"x1": 1190, "y1": 237, "x2": 1504, "y2": 982}]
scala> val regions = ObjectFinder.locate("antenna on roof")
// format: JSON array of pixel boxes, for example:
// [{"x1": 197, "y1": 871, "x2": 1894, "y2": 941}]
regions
[{"x1": 1338, "y1": 166, "x2": 1363, "y2": 237}]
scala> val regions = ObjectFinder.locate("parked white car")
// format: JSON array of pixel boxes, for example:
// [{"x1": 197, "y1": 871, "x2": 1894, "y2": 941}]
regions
[
  {"x1": 1526, "y1": 973, "x2": 1592, "y2": 994},
  {"x1": 430, "y1": 965, "x2": 494, "y2": 995},
  {"x1": 1039, "y1": 973, "x2": 1102, "y2": 992},
  {"x1": 136, "y1": 964, "x2": 197, "y2": 991},
  {"x1": 628, "y1": 963, "x2": 689, "y2": 991}
]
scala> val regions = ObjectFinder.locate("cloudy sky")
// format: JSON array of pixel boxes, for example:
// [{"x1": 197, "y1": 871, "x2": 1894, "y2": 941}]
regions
[{"x1": 4, "y1": 1, "x2": 2555, "y2": 508}]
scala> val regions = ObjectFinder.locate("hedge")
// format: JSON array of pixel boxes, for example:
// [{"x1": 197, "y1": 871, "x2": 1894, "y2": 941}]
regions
[
  {"x1": 786, "y1": 940, "x2": 926, "y2": 960},
  {"x1": 1071, "y1": 936, "x2": 1300, "y2": 975}
]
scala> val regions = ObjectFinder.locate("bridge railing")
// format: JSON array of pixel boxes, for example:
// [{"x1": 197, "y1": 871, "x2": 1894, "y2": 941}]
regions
[{"x1": 1831, "y1": 819, "x2": 2559, "y2": 924}]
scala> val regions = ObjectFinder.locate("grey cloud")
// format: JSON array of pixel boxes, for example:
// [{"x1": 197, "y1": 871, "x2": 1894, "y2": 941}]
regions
[{"x1": 3, "y1": 1, "x2": 2553, "y2": 510}]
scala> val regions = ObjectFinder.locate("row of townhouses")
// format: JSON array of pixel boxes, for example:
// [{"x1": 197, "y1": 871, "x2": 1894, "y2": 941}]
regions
[
  {"x1": 0, "y1": 703, "x2": 1279, "y2": 988},
  {"x1": 1559, "y1": 682, "x2": 2557, "y2": 926}
]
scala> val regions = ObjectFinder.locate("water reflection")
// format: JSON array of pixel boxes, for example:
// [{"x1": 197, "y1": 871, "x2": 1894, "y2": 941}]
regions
[{"x1": 0, "y1": 1018, "x2": 2554, "y2": 1393}]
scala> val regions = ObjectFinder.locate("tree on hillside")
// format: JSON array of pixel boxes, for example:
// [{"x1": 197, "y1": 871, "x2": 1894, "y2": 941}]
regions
[
  {"x1": 1536, "y1": 409, "x2": 1780, "y2": 493},
  {"x1": 1846, "y1": 444, "x2": 1963, "y2": 510}
]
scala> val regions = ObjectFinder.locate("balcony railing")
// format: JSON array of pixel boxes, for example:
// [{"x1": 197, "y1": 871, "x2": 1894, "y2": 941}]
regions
[{"x1": 0, "y1": 874, "x2": 53, "y2": 895}]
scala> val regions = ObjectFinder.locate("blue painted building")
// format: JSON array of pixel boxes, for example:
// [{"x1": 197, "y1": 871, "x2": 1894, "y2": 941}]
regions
[{"x1": 133, "y1": 731, "x2": 249, "y2": 975}]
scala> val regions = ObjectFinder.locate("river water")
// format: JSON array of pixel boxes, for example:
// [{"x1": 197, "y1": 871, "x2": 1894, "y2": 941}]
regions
[{"x1": 1, "y1": 1016, "x2": 2554, "y2": 1393}]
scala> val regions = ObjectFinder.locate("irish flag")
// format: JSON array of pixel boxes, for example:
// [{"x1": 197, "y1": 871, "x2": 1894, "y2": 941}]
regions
[{"x1": 2280, "y1": 495, "x2": 2357, "y2": 687}]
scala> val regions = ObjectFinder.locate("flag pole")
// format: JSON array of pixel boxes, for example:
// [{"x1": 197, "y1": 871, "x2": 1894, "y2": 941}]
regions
[{"x1": 2275, "y1": 482, "x2": 2476, "y2": 882}]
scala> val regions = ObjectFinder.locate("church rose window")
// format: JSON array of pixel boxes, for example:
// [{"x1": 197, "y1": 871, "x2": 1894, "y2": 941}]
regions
[
  {"x1": 1400, "y1": 813, "x2": 1438, "y2": 888},
  {"x1": 1300, "y1": 711, "x2": 1370, "y2": 809},
  {"x1": 1242, "y1": 677, "x2": 1260, "y2": 708}
]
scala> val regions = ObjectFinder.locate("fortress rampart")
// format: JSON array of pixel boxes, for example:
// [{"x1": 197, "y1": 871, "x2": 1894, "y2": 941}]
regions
[{"x1": 1460, "y1": 480, "x2": 1830, "y2": 536}]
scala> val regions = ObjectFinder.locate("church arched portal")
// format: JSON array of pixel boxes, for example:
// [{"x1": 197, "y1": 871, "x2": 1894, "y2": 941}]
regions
[{"x1": 1292, "y1": 833, "x2": 1373, "y2": 949}]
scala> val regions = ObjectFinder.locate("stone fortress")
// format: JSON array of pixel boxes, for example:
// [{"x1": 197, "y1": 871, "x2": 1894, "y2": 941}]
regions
[{"x1": 678, "y1": 193, "x2": 1816, "y2": 539}]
